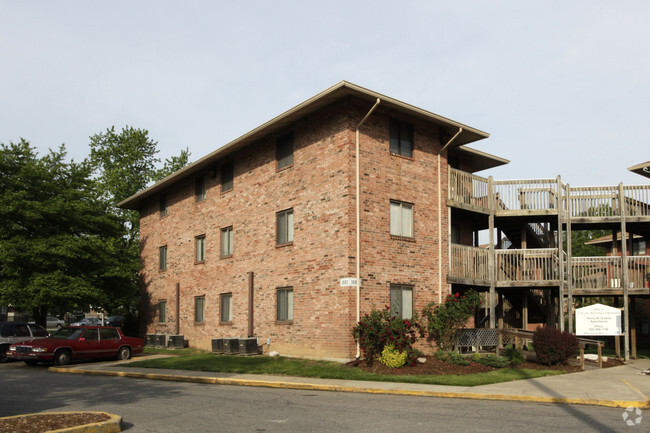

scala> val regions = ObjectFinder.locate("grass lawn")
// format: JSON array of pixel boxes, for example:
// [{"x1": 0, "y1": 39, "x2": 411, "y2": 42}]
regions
[{"x1": 128, "y1": 352, "x2": 567, "y2": 387}]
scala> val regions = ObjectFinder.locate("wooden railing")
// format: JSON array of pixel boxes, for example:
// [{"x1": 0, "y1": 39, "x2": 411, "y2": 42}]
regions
[
  {"x1": 571, "y1": 257, "x2": 622, "y2": 290},
  {"x1": 495, "y1": 248, "x2": 559, "y2": 282},
  {"x1": 628, "y1": 256, "x2": 650, "y2": 290},
  {"x1": 449, "y1": 244, "x2": 489, "y2": 281},
  {"x1": 448, "y1": 169, "x2": 489, "y2": 211},
  {"x1": 448, "y1": 168, "x2": 650, "y2": 218}
]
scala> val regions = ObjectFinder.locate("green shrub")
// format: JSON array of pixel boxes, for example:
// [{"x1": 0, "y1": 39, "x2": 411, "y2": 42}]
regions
[
  {"x1": 421, "y1": 290, "x2": 482, "y2": 351},
  {"x1": 533, "y1": 326, "x2": 578, "y2": 366},
  {"x1": 503, "y1": 345, "x2": 525, "y2": 366},
  {"x1": 473, "y1": 354, "x2": 510, "y2": 368},
  {"x1": 380, "y1": 345, "x2": 407, "y2": 368},
  {"x1": 352, "y1": 307, "x2": 424, "y2": 365}
]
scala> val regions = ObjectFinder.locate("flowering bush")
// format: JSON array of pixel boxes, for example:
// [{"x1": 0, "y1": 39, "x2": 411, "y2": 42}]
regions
[
  {"x1": 421, "y1": 290, "x2": 482, "y2": 351},
  {"x1": 352, "y1": 307, "x2": 424, "y2": 365},
  {"x1": 380, "y1": 345, "x2": 407, "y2": 368},
  {"x1": 533, "y1": 326, "x2": 578, "y2": 366}
]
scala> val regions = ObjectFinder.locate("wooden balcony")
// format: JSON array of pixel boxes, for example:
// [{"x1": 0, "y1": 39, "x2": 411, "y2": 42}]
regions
[
  {"x1": 448, "y1": 168, "x2": 650, "y2": 221},
  {"x1": 448, "y1": 244, "x2": 650, "y2": 295}
]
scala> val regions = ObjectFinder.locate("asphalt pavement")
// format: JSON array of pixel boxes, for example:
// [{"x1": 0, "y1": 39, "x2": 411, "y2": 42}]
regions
[{"x1": 49, "y1": 355, "x2": 650, "y2": 409}]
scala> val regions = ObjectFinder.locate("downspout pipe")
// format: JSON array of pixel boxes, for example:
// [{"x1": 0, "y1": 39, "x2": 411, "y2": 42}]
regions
[
  {"x1": 355, "y1": 97, "x2": 380, "y2": 359},
  {"x1": 437, "y1": 128, "x2": 462, "y2": 304}
]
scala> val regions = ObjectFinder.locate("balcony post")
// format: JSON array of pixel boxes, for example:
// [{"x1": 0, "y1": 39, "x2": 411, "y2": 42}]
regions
[
  {"x1": 488, "y1": 176, "x2": 496, "y2": 328},
  {"x1": 619, "y1": 182, "x2": 630, "y2": 362}
]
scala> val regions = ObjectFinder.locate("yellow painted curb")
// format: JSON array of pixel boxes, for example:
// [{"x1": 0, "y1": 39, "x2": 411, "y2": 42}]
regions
[
  {"x1": 0, "y1": 411, "x2": 122, "y2": 433},
  {"x1": 49, "y1": 367, "x2": 650, "y2": 409}
]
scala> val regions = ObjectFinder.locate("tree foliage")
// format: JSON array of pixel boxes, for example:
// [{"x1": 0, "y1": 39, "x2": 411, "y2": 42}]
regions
[{"x1": 0, "y1": 140, "x2": 131, "y2": 324}]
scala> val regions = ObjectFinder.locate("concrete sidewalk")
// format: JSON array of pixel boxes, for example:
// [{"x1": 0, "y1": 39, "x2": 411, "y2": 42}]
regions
[{"x1": 49, "y1": 356, "x2": 650, "y2": 409}]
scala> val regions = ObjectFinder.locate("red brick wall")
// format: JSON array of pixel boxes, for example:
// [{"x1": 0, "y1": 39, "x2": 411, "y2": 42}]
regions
[{"x1": 138, "y1": 96, "x2": 451, "y2": 358}]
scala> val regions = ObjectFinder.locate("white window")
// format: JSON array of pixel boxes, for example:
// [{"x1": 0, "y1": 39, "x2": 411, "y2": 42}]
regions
[
  {"x1": 195, "y1": 296, "x2": 205, "y2": 323},
  {"x1": 221, "y1": 226, "x2": 233, "y2": 257},
  {"x1": 390, "y1": 201, "x2": 413, "y2": 238},
  {"x1": 277, "y1": 209, "x2": 294, "y2": 245},
  {"x1": 195, "y1": 235, "x2": 206, "y2": 263},
  {"x1": 277, "y1": 288, "x2": 293, "y2": 321},
  {"x1": 220, "y1": 293, "x2": 232, "y2": 323},
  {"x1": 390, "y1": 285, "x2": 413, "y2": 319}
]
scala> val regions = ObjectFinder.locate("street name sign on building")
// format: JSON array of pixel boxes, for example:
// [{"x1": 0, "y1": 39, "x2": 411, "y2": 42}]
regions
[
  {"x1": 340, "y1": 278, "x2": 358, "y2": 287},
  {"x1": 575, "y1": 303, "x2": 621, "y2": 336}
]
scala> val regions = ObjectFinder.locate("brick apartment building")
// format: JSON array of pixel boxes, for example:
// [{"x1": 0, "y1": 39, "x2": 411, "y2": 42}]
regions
[
  {"x1": 119, "y1": 81, "x2": 650, "y2": 359},
  {"x1": 118, "y1": 81, "x2": 505, "y2": 358}
]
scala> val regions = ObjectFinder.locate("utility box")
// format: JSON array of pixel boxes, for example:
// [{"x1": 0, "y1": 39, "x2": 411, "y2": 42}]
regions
[
  {"x1": 211, "y1": 338, "x2": 224, "y2": 354},
  {"x1": 154, "y1": 334, "x2": 167, "y2": 348},
  {"x1": 239, "y1": 338, "x2": 259, "y2": 356},
  {"x1": 145, "y1": 334, "x2": 156, "y2": 346},
  {"x1": 168, "y1": 335, "x2": 185, "y2": 349},
  {"x1": 223, "y1": 338, "x2": 239, "y2": 354}
]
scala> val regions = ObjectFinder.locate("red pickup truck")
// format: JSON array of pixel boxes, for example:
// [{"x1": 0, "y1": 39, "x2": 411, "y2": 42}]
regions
[{"x1": 8, "y1": 326, "x2": 144, "y2": 366}]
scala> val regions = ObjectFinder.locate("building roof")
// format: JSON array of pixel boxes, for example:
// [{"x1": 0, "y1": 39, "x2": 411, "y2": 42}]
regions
[
  {"x1": 628, "y1": 161, "x2": 650, "y2": 179},
  {"x1": 118, "y1": 81, "x2": 497, "y2": 210},
  {"x1": 584, "y1": 232, "x2": 643, "y2": 247},
  {"x1": 453, "y1": 146, "x2": 510, "y2": 173}
]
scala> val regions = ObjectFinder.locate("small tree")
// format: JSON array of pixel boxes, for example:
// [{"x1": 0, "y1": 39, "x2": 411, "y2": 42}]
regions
[{"x1": 421, "y1": 290, "x2": 482, "y2": 351}]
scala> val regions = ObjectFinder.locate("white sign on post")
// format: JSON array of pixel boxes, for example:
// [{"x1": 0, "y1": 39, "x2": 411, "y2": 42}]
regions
[{"x1": 575, "y1": 303, "x2": 621, "y2": 336}]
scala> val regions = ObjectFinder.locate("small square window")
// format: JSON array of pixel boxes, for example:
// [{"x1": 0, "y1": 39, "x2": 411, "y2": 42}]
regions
[
  {"x1": 390, "y1": 285, "x2": 413, "y2": 319},
  {"x1": 159, "y1": 245, "x2": 168, "y2": 271},
  {"x1": 221, "y1": 162, "x2": 234, "y2": 192},
  {"x1": 221, "y1": 226, "x2": 233, "y2": 258},
  {"x1": 390, "y1": 201, "x2": 413, "y2": 238},
  {"x1": 220, "y1": 293, "x2": 232, "y2": 323},
  {"x1": 276, "y1": 209, "x2": 294, "y2": 245},
  {"x1": 160, "y1": 193, "x2": 169, "y2": 217},
  {"x1": 277, "y1": 288, "x2": 293, "y2": 322},
  {"x1": 195, "y1": 296, "x2": 205, "y2": 323},
  {"x1": 195, "y1": 235, "x2": 206, "y2": 263},
  {"x1": 158, "y1": 300, "x2": 167, "y2": 323},
  {"x1": 276, "y1": 133, "x2": 294, "y2": 170},
  {"x1": 389, "y1": 119, "x2": 413, "y2": 158},
  {"x1": 195, "y1": 177, "x2": 206, "y2": 202}
]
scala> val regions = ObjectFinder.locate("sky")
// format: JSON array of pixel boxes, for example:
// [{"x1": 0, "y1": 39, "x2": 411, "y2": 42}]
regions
[{"x1": 2, "y1": 1, "x2": 649, "y2": 187}]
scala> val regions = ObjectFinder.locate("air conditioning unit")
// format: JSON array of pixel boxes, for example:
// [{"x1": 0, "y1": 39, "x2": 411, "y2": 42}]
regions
[
  {"x1": 223, "y1": 338, "x2": 239, "y2": 354},
  {"x1": 146, "y1": 334, "x2": 156, "y2": 346},
  {"x1": 239, "y1": 338, "x2": 259, "y2": 356},
  {"x1": 154, "y1": 334, "x2": 168, "y2": 348},
  {"x1": 168, "y1": 335, "x2": 184, "y2": 349},
  {"x1": 211, "y1": 338, "x2": 224, "y2": 354}
]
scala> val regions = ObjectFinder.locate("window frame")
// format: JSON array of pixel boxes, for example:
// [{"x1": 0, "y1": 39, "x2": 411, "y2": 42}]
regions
[
  {"x1": 195, "y1": 234, "x2": 206, "y2": 263},
  {"x1": 220, "y1": 293, "x2": 232, "y2": 323},
  {"x1": 220, "y1": 161, "x2": 234, "y2": 192},
  {"x1": 276, "y1": 287, "x2": 294, "y2": 322},
  {"x1": 220, "y1": 226, "x2": 234, "y2": 258},
  {"x1": 194, "y1": 295, "x2": 205, "y2": 324},
  {"x1": 159, "y1": 245, "x2": 168, "y2": 271},
  {"x1": 158, "y1": 300, "x2": 167, "y2": 323},
  {"x1": 276, "y1": 208, "x2": 294, "y2": 246},
  {"x1": 160, "y1": 193, "x2": 169, "y2": 217},
  {"x1": 195, "y1": 176, "x2": 206, "y2": 202},
  {"x1": 390, "y1": 200, "x2": 414, "y2": 238},
  {"x1": 276, "y1": 132, "x2": 294, "y2": 170},
  {"x1": 389, "y1": 118, "x2": 414, "y2": 158},
  {"x1": 390, "y1": 284, "x2": 413, "y2": 319}
]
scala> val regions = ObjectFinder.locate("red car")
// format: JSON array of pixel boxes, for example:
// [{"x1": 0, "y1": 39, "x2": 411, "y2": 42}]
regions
[{"x1": 8, "y1": 326, "x2": 144, "y2": 366}]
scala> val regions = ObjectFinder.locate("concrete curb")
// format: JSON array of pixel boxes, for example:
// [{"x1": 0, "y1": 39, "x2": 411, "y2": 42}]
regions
[
  {"x1": 49, "y1": 366, "x2": 650, "y2": 409},
  {"x1": 0, "y1": 411, "x2": 122, "y2": 433}
]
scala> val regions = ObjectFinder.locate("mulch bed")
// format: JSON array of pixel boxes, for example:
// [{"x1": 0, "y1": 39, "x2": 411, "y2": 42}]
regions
[
  {"x1": 0, "y1": 412, "x2": 110, "y2": 433},
  {"x1": 346, "y1": 355, "x2": 624, "y2": 376}
]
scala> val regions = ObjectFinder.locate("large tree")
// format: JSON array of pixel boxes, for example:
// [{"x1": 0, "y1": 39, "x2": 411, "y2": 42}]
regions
[
  {"x1": 89, "y1": 126, "x2": 189, "y2": 318},
  {"x1": 0, "y1": 140, "x2": 130, "y2": 325}
]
